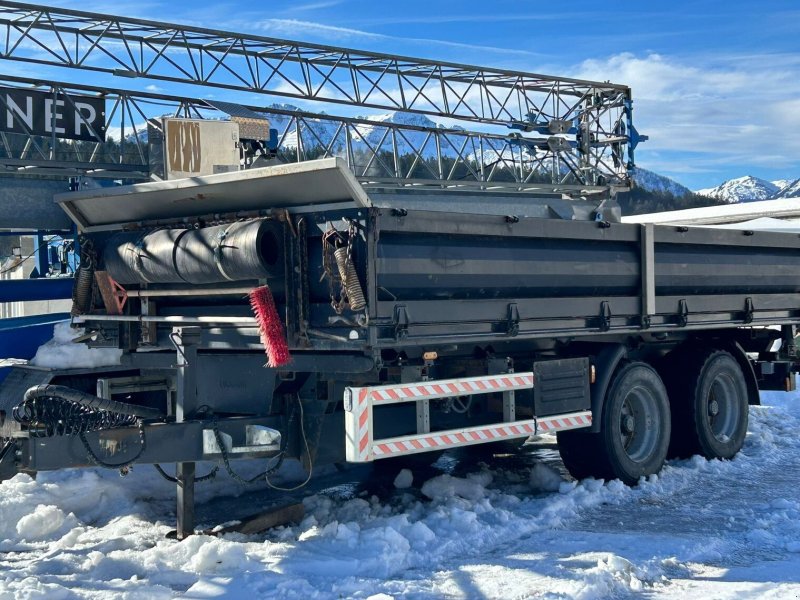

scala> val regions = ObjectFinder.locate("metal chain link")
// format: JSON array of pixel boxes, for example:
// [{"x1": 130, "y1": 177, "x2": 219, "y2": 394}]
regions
[
  {"x1": 79, "y1": 421, "x2": 146, "y2": 471},
  {"x1": 210, "y1": 415, "x2": 285, "y2": 484},
  {"x1": 153, "y1": 462, "x2": 219, "y2": 484}
]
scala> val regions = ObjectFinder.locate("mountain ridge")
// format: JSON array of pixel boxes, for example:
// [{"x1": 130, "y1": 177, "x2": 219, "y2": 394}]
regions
[{"x1": 696, "y1": 175, "x2": 800, "y2": 203}]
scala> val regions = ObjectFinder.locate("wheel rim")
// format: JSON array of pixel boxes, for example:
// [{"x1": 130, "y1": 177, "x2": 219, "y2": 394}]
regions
[
  {"x1": 706, "y1": 373, "x2": 740, "y2": 443},
  {"x1": 618, "y1": 384, "x2": 661, "y2": 463}
]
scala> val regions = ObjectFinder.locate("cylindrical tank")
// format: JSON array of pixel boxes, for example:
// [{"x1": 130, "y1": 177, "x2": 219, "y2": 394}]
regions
[{"x1": 102, "y1": 218, "x2": 283, "y2": 285}]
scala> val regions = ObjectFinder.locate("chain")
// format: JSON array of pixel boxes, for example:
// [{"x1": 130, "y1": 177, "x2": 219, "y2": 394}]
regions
[
  {"x1": 79, "y1": 421, "x2": 147, "y2": 471},
  {"x1": 153, "y1": 462, "x2": 219, "y2": 484}
]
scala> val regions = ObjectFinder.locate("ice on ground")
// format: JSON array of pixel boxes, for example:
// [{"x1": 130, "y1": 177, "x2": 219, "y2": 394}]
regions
[
  {"x1": 420, "y1": 471, "x2": 492, "y2": 501},
  {"x1": 30, "y1": 321, "x2": 122, "y2": 368},
  {"x1": 393, "y1": 468, "x2": 413, "y2": 489}
]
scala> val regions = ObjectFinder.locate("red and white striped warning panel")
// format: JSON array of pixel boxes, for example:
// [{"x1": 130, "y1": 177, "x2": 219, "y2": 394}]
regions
[{"x1": 344, "y1": 373, "x2": 592, "y2": 462}]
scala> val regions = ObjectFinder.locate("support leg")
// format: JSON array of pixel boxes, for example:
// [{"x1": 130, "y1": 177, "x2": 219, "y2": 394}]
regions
[
  {"x1": 176, "y1": 461, "x2": 195, "y2": 540},
  {"x1": 173, "y1": 326, "x2": 201, "y2": 538}
]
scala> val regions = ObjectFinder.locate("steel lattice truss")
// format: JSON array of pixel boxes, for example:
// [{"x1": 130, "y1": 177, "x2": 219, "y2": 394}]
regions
[
  {"x1": 0, "y1": 1, "x2": 640, "y2": 192},
  {"x1": 0, "y1": 75, "x2": 621, "y2": 193}
]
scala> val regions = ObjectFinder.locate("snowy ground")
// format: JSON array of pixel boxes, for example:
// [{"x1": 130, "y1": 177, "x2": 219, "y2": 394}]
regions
[{"x1": 2, "y1": 388, "x2": 800, "y2": 599}]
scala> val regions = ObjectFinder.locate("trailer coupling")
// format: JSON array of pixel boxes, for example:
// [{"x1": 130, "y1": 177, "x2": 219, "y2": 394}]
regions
[{"x1": 7, "y1": 384, "x2": 282, "y2": 474}]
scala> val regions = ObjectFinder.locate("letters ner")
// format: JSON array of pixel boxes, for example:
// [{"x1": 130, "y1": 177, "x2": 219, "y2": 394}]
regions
[{"x1": 1, "y1": 87, "x2": 105, "y2": 142}]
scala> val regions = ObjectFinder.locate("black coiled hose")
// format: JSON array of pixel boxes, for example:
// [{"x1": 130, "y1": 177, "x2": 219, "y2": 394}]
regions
[
  {"x1": 71, "y1": 238, "x2": 96, "y2": 317},
  {"x1": 13, "y1": 385, "x2": 165, "y2": 438}
]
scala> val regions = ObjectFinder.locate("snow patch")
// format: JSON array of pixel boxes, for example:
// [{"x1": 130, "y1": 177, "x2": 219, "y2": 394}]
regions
[
  {"x1": 421, "y1": 472, "x2": 491, "y2": 501},
  {"x1": 30, "y1": 321, "x2": 122, "y2": 369},
  {"x1": 529, "y1": 462, "x2": 564, "y2": 492},
  {"x1": 16, "y1": 505, "x2": 75, "y2": 541},
  {"x1": 393, "y1": 468, "x2": 413, "y2": 489}
]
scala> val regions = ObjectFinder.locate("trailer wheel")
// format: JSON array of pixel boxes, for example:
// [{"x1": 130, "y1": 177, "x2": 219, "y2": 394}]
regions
[
  {"x1": 668, "y1": 351, "x2": 748, "y2": 460},
  {"x1": 558, "y1": 362, "x2": 670, "y2": 485}
]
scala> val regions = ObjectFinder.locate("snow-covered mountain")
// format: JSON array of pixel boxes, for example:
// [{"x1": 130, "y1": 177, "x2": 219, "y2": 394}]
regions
[
  {"x1": 694, "y1": 176, "x2": 800, "y2": 202},
  {"x1": 696, "y1": 176, "x2": 781, "y2": 203},
  {"x1": 630, "y1": 168, "x2": 692, "y2": 197},
  {"x1": 266, "y1": 105, "x2": 463, "y2": 162},
  {"x1": 772, "y1": 178, "x2": 800, "y2": 199},
  {"x1": 771, "y1": 179, "x2": 794, "y2": 193}
]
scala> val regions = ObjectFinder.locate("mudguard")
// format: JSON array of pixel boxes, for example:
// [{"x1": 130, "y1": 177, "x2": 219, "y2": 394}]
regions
[{"x1": 588, "y1": 343, "x2": 627, "y2": 433}]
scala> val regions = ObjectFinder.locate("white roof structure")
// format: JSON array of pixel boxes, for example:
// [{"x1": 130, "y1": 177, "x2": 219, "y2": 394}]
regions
[{"x1": 622, "y1": 197, "x2": 800, "y2": 226}]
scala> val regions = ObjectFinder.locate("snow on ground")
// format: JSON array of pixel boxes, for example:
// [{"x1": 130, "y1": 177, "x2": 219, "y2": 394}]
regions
[{"x1": 2, "y1": 388, "x2": 800, "y2": 598}]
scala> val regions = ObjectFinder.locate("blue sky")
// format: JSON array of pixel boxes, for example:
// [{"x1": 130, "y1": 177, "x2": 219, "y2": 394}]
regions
[{"x1": 28, "y1": 1, "x2": 800, "y2": 188}]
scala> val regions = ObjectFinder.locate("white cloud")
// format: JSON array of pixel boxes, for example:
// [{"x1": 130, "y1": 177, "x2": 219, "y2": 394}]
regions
[
  {"x1": 254, "y1": 19, "x2": 543, "y2": 58},
  {"x1": 291, "y1": 1, "x2": 344, "y2": 11},
  {"x1": 257, "y1": 19, "x2": 382, "y2": 42},
  {"x1": 571, "y1": 53, "x2": 800, "y2": 176}
]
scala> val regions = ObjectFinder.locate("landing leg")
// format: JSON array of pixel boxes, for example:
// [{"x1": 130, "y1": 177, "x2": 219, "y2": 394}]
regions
[
  {"x1": 176, "y1": 462, "x2": 195, "y2": 540},
  {"x1": 173, "y1": 326, "x2": 201, "y2": 539}
]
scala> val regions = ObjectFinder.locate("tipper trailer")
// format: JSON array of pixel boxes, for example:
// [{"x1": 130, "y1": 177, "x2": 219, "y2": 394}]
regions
[
  {"x1": 2, "y1": 158, "x2": 799, "y2": 536},
  {"x1": 0, "y1": 2, "x2": 797, "y2": 537}
]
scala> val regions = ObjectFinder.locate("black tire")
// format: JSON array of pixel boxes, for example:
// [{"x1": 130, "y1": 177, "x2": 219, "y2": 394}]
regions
[
  {"x1": 558, "y1": 361, "x2": 671, "y2": 485},
  {"x1": 557, "y1": 429, "x2": 608, "y2": 481},
  {"x1": 667, "y1": 350, "x2": 748, "y2": 460}
]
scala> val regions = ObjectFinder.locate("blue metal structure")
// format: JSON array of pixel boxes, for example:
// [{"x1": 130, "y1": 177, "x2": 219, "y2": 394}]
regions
[{"x1": 0, "y1": 232, "x2": 75, "y2": 379}]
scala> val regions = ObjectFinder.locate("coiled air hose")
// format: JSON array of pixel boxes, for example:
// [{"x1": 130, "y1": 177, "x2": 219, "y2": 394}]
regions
[
  {"x1": 333, "y1": 246, "x2": 366, "y2": 311},
  {"x1": 14, "y1": 385, "x2": 166, "y2": 471},
  {"x1": 71, "y1": 238, "x2": 96, "y2": 316},
  {"x1": 14, "y1": 384, "x2": 164, "y2": 438}
]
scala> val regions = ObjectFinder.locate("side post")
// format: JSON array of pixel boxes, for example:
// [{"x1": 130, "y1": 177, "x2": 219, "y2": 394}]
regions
[{"x1": 174, "y1": 326, "x2": 201, "y2": 539}]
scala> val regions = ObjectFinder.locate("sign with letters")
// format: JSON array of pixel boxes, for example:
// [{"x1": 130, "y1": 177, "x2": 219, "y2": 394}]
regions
[{"x1": 0, "y1": 87, "x2": 105, "y2": 142}]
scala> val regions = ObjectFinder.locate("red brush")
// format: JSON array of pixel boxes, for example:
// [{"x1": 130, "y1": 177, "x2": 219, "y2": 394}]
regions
[{"x1": 249, "y1": 285, "x2": 291, "y2": 368}]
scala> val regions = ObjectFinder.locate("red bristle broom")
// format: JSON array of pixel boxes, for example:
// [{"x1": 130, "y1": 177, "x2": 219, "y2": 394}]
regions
[{"x1": 249, "y1": 285, "x2": 291, "y2": 367}]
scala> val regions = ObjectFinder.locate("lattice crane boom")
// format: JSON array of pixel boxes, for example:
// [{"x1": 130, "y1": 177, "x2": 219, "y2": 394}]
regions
[
  {"x1": 0, "y1": 1, "x2": 628, "y2": 128},
  {"x1": 0, "y1": 2, "x2": 645, "y2": 192}
]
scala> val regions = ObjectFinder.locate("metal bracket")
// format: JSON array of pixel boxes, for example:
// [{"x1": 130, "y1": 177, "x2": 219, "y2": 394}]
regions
[
  {"x1": 506, "y1": 303, "x2": 520, "y2": 337},
  {"x1": 677, "y1": 299, "x2": 689, "y2": 327},
  {"x1": 94, "y1": 270, "x2": 127, "y2": 315},
  {"x1": 213, "y1": 227, "x2": 234, "y2": 281},
  {"x1": 743, "y1": 297, "x2": 754, "y2": 324},
  {"x1": 598, "y1": 301, "x2": 612, "y2": 332},
  {"x1": 394, "y1": 305, "x2": 410, "y2": 340}
]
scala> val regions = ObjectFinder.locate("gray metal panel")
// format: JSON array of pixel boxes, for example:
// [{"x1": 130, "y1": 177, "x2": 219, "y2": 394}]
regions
[
  {"x1": 0, "y1": 177, "x2": 72, "y2": 230},
  {"x1": 56, "y1": 158, "x2": 371, "y2": 230}
]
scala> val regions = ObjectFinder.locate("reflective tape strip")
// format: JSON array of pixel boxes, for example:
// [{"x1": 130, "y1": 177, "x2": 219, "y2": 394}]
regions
[
  {"x1": 537, "y1": 412, "x2": 592, "y2": 432},
  {"x1": 345, "y1": 387, "x2": 374, "y2": 462},
  {"x1": 365, "y1": 373, "x2": 534, "y2": 406},
  {"x1": 371, "y1": 411, "x2": 592, "y2": 459}
]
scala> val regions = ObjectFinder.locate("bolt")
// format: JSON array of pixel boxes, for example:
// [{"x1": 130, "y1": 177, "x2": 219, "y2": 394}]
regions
[
  {"x1": 709, "y1": 400, "x2": 720, "y2": 417},
  {"x1": 622, "y1": 415, "x2": 635, "y2": 434}
]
